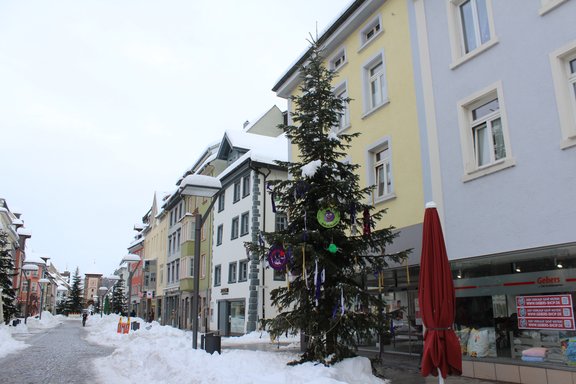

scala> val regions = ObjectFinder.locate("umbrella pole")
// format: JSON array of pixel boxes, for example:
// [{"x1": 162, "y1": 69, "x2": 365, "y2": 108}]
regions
[{"x1": 438, "y1": 369, "x2": 445, "y2": 384}]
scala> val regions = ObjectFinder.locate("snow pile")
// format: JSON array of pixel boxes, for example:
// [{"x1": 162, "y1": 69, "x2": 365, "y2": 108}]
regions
[
  {"x1": 25, "y1": 311, "x2": 64, "y2": 329},
  {"x1": 0, "y1": 325, "x2": 28, "y2": 358},
  {"x1": 86, "y1": 314, "x2": 388, "y2": 384},
  {"x1": 302, "y1": 160, "x2": 322, "y2": 178}
]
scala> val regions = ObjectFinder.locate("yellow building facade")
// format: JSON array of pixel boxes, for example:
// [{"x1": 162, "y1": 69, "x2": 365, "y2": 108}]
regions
[{"x1": 273, "y1": 0, "x2": 426, "y2": 355}]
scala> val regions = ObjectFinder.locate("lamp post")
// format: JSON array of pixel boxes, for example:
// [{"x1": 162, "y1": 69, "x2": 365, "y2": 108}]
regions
[
  {"x1": 38, "y1": 278, "x2": 50, "y2": 320},
  {"x1": 106, "y1": 275, "x2": 120, "y2": 315},
  {"x1": 98, "y1": 286, "x2": 108, "y2": 317},
  {"x1": 121, "y1": 254, "x2": 141, "y2": 316},
  {"x1": 21, "y1": 263, "x2": 38, "y2": 324},
  {"x1": 179, "y1": 174, "x2": 222, "y2": 349}
]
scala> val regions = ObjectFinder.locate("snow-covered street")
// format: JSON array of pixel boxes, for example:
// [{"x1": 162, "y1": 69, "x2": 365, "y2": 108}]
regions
[{"x1": 0, "y1": 312, "x2": 387, "y2": 384}]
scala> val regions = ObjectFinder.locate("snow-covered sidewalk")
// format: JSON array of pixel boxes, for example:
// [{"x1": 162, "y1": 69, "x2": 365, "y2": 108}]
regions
[{"x1": 0, "y1": 313, "x2": 388, "y2": 383}]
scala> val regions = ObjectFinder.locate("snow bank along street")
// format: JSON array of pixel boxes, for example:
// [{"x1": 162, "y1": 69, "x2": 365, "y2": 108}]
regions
[{"x1": 0, "y1": 312, "x2": 388, "y2": 384}]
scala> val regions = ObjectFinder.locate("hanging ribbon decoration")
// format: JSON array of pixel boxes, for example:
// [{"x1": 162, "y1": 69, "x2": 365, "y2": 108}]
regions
[
  {"x1": 363, "y1": 208, "x2": 371, "y2": 236},
  {"x1": 340, "y1": 286, "x2": 345, "y2": 316},
  {"x1": 314, "y1": 260, "x2": 319, "y2": 306},
  {"x1": 267, "y1": 183, "x2": 277, "y2": 213},
  {"x1": 378, "y1": 271, "x2": 384, "y2": 293},
  {"x1": 302, "y1": 245, "x2": 308, "y2": 289}
]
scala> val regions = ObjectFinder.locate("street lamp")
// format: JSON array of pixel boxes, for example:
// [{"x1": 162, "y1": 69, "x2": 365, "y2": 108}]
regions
[
  {"x1": 98, "y1": 286, "x2": 108, "y2": 317},
  {"x1": 38, "y1": 278, "x2": 50, "y2": 320},
  {"x1": 21, "y1": 263, "x2": 38, "y2": 324},
  {"x1": 179, "y1": 174, "x2": 222, "y2": 349},
  {"x1": 121, "y1": 254, "x2": 141, "y2": 316}
]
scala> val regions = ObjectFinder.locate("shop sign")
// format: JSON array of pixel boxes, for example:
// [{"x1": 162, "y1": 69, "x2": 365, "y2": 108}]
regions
[{"x1": 516, "y1": 294, "x2": 575, "y2": 330}]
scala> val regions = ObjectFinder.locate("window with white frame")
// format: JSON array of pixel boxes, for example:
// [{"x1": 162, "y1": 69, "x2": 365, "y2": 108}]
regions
[
  {"x1": 218, "y1": 192, "x2": 225, "y2": 212},
  {"x1": 458, "y1": 83, "x2": 515, "y2": 179},
  {"x1": 200, "y1": 253, "x2": 206, "y2": 278},
  {"x1": 240, "y1": 212, "x2": 249, "y2": 236},
  {"x1": 228, "y1": 262, "x2": 237, "y2": 283},
  {"x1": 216, "y1": 224, "x2": 223, "y2": 246},
  {"x1": 231, "y1": 216, "x2": 239, "y2": 239},
  {"x1": 550, "y1": 43, "x2": 576, "y2": 149},
  {"x1": 329, "y1": 48, "x2": 347, "y2": 71},
  {"x1": 375, "y1": 146, "x2": 392, "y2": 198},
  {"x1": 360, "y1": 15, "x2": 382, "y2": 49},
  {"x1": 242, "y1": 174, "x2": 250, "y2": 197},
  {"x1": 238, "y1": 260, "x2": 248, "y2": 282},
  {"x1": 448, "y1": 0, "x2": 497, "y2": 67},
  {"x1": 214, "y1": 265, "x2": 221, "y2": 286},
  {"x1": 363, "y1": 52, "x2": 388, "y2": 114},
  {"x1": 367, "y1": 138, "x2": 394, "y2": 203},
  {"x1": 275, "y1": 213, "x2": 288, "y2": 232},
  {"x1": 333, "y1": 81, "x2": 350, "y2": 132},
  {"x1": 233, "y1": 180, "x2": 241, "y2": 202}
]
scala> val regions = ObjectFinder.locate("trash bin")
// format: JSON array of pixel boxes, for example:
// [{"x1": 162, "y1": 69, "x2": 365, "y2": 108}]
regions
[
  {"x1": 202, "y1": 333, "x2": 221, "y2": 354},
  {"x1": 131, "y1": 321, "x2": 140, "y2": 331}
]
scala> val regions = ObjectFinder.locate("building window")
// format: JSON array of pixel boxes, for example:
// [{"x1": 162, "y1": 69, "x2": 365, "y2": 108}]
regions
[
  {"x1": 218, "y1": 192, "x2": 225, "y2": 212},
  {"x1": 458, "y1": 82, "x2": 515, "y2": 180},
  {"x1": 329, "y1": 47, "x2": 347, "y2": 71},
  {"x1": 333, "y1": 81, "x2": 350, "y2": 132},
  {"x1": 200, "y1": 254, "x2": 206, "y2": 278},
  {"x1": 359, "y1": 15, "x2": 382, "y2": 49},
  {"x1": 275, "y1": 213, "x2": 288, "y2": 232},
  {"x1": 240, "y1": 212, "x2": 249, "y2": 236},
  {"x1": 189, "y1": 258, "x2": 194, "y2": 277},
  {"x1": 228, "y1": 262, "x2": 237, "y2": 283},
  {"x1": 448, "y1": 0, "x2": 497, "y2": 68},
  {"x1": 242, "y1": 174, "x2": 250, "y2": 197},
  {"x1": 175, "y1": 260, "x2": 180, "y2": 280},
  {"x1": 231, "y1": 217, "x2": 239, "y2": 239},
  {"x1": 550, "y1": 43, "x2": 576, "y2": 149},
  {"x1": 367, "y1": 138, "x2": 395, "y2": 203},
  {"x1": 214, "y1": 265, "x2": 221, "y2": 286},
  {"x1": 233, "y1": 180, "x2": 241, "y2": 203},
  {"x1": 363, "y1": 52, "x2": 388, "y2": 114},
  {"x1": 273, "y1": 269, "x2": 285, "y2": 281},
  {"x1": 216, "y1": 224, "x2": 223, "y2": 246},
  {"x1": 375, "y1": 145, "x2": 392, "y2": 199},
  {"x1": 239, "y1": 260, "x2": 248, "y2": 282}
]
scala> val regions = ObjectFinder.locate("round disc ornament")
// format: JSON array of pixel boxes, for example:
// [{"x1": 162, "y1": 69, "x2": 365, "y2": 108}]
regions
[
  {"x1": 267, "y1": 245, "x2": 288, "y2": 270},
  {"x1": 317, "y1": 208, "x2": 340, "y2": 228}
]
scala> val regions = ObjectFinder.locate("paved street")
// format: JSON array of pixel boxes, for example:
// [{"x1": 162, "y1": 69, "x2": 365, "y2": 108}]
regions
[{"x1": 0, "y1": 319, "x2": 114, "y2": 384}]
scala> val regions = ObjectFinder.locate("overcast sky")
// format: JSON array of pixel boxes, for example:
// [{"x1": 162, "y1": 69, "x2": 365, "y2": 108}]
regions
[{"x1": 0, "y1": 0, "x2": 352, "y2": 277}]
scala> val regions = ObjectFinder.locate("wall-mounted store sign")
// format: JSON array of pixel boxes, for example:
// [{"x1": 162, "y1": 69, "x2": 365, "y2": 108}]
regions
[{"x1": 516, "y1": 294, "x2": 575, "y2": 330}]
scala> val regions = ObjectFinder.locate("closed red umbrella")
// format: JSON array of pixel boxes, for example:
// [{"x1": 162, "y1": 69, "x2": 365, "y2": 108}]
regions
[{"x1": 419, "y1": 202, "x2": 462, "y2": 380}]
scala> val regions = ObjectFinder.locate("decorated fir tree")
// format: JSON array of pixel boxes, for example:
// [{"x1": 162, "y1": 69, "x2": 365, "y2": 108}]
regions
[
  {"x1": 0, "y1": 230, "x2": 18, "y2": 324},
  {"x1": 66, "y1": 267, "x2": 84, "y2": 314},
  {"x1": 250, "y1": 41, "x2": 408, "y2": 365}
]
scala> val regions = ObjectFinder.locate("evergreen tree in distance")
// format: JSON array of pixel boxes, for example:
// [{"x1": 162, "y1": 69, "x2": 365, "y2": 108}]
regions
[
  {"x1": 250, "y1": 41, "x2": 408, "y2": 365},
  {"x1": 110, "y1": 279, "x2": 126, "y2": 315},
  {"x1": 66, "y1": 267, "x2": 84, "y2": 314},
  {"x1": 0, "y1": 230, "x2": 18, "y2": 324}
]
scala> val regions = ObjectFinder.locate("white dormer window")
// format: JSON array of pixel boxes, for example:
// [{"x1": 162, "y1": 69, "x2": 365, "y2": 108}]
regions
[
  {"x1": 329, "y1": 48, "x2": 347, "y2": 71},
  {"x1": 360, "y1": 15, "x2": 382, "y2": 49}
]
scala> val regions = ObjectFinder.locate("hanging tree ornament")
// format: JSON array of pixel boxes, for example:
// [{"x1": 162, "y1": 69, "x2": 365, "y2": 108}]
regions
[
  {"x1": 267, "y1": 245, "x2": 288, "y2": 271},
  {"x1": 327, "y1": 243, "x2": 338, "y2": 254},
  {"x1": 317, "y1": 207, "x2": 340, "y2": 228}
]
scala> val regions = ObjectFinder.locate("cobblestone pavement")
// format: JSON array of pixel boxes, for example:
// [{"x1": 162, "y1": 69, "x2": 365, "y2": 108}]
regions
[{"x1": 0, "y1": 319, "x2": 114, "y2": 384}]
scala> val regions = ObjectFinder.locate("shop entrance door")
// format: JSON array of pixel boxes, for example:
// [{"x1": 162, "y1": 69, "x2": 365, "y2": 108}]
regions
[
  {"x1": 384, "y1": 289, "x2": 423, "y2": 356},
  {"x1": 218, "y1": 301, "x2": 230, "y2": 336}
]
